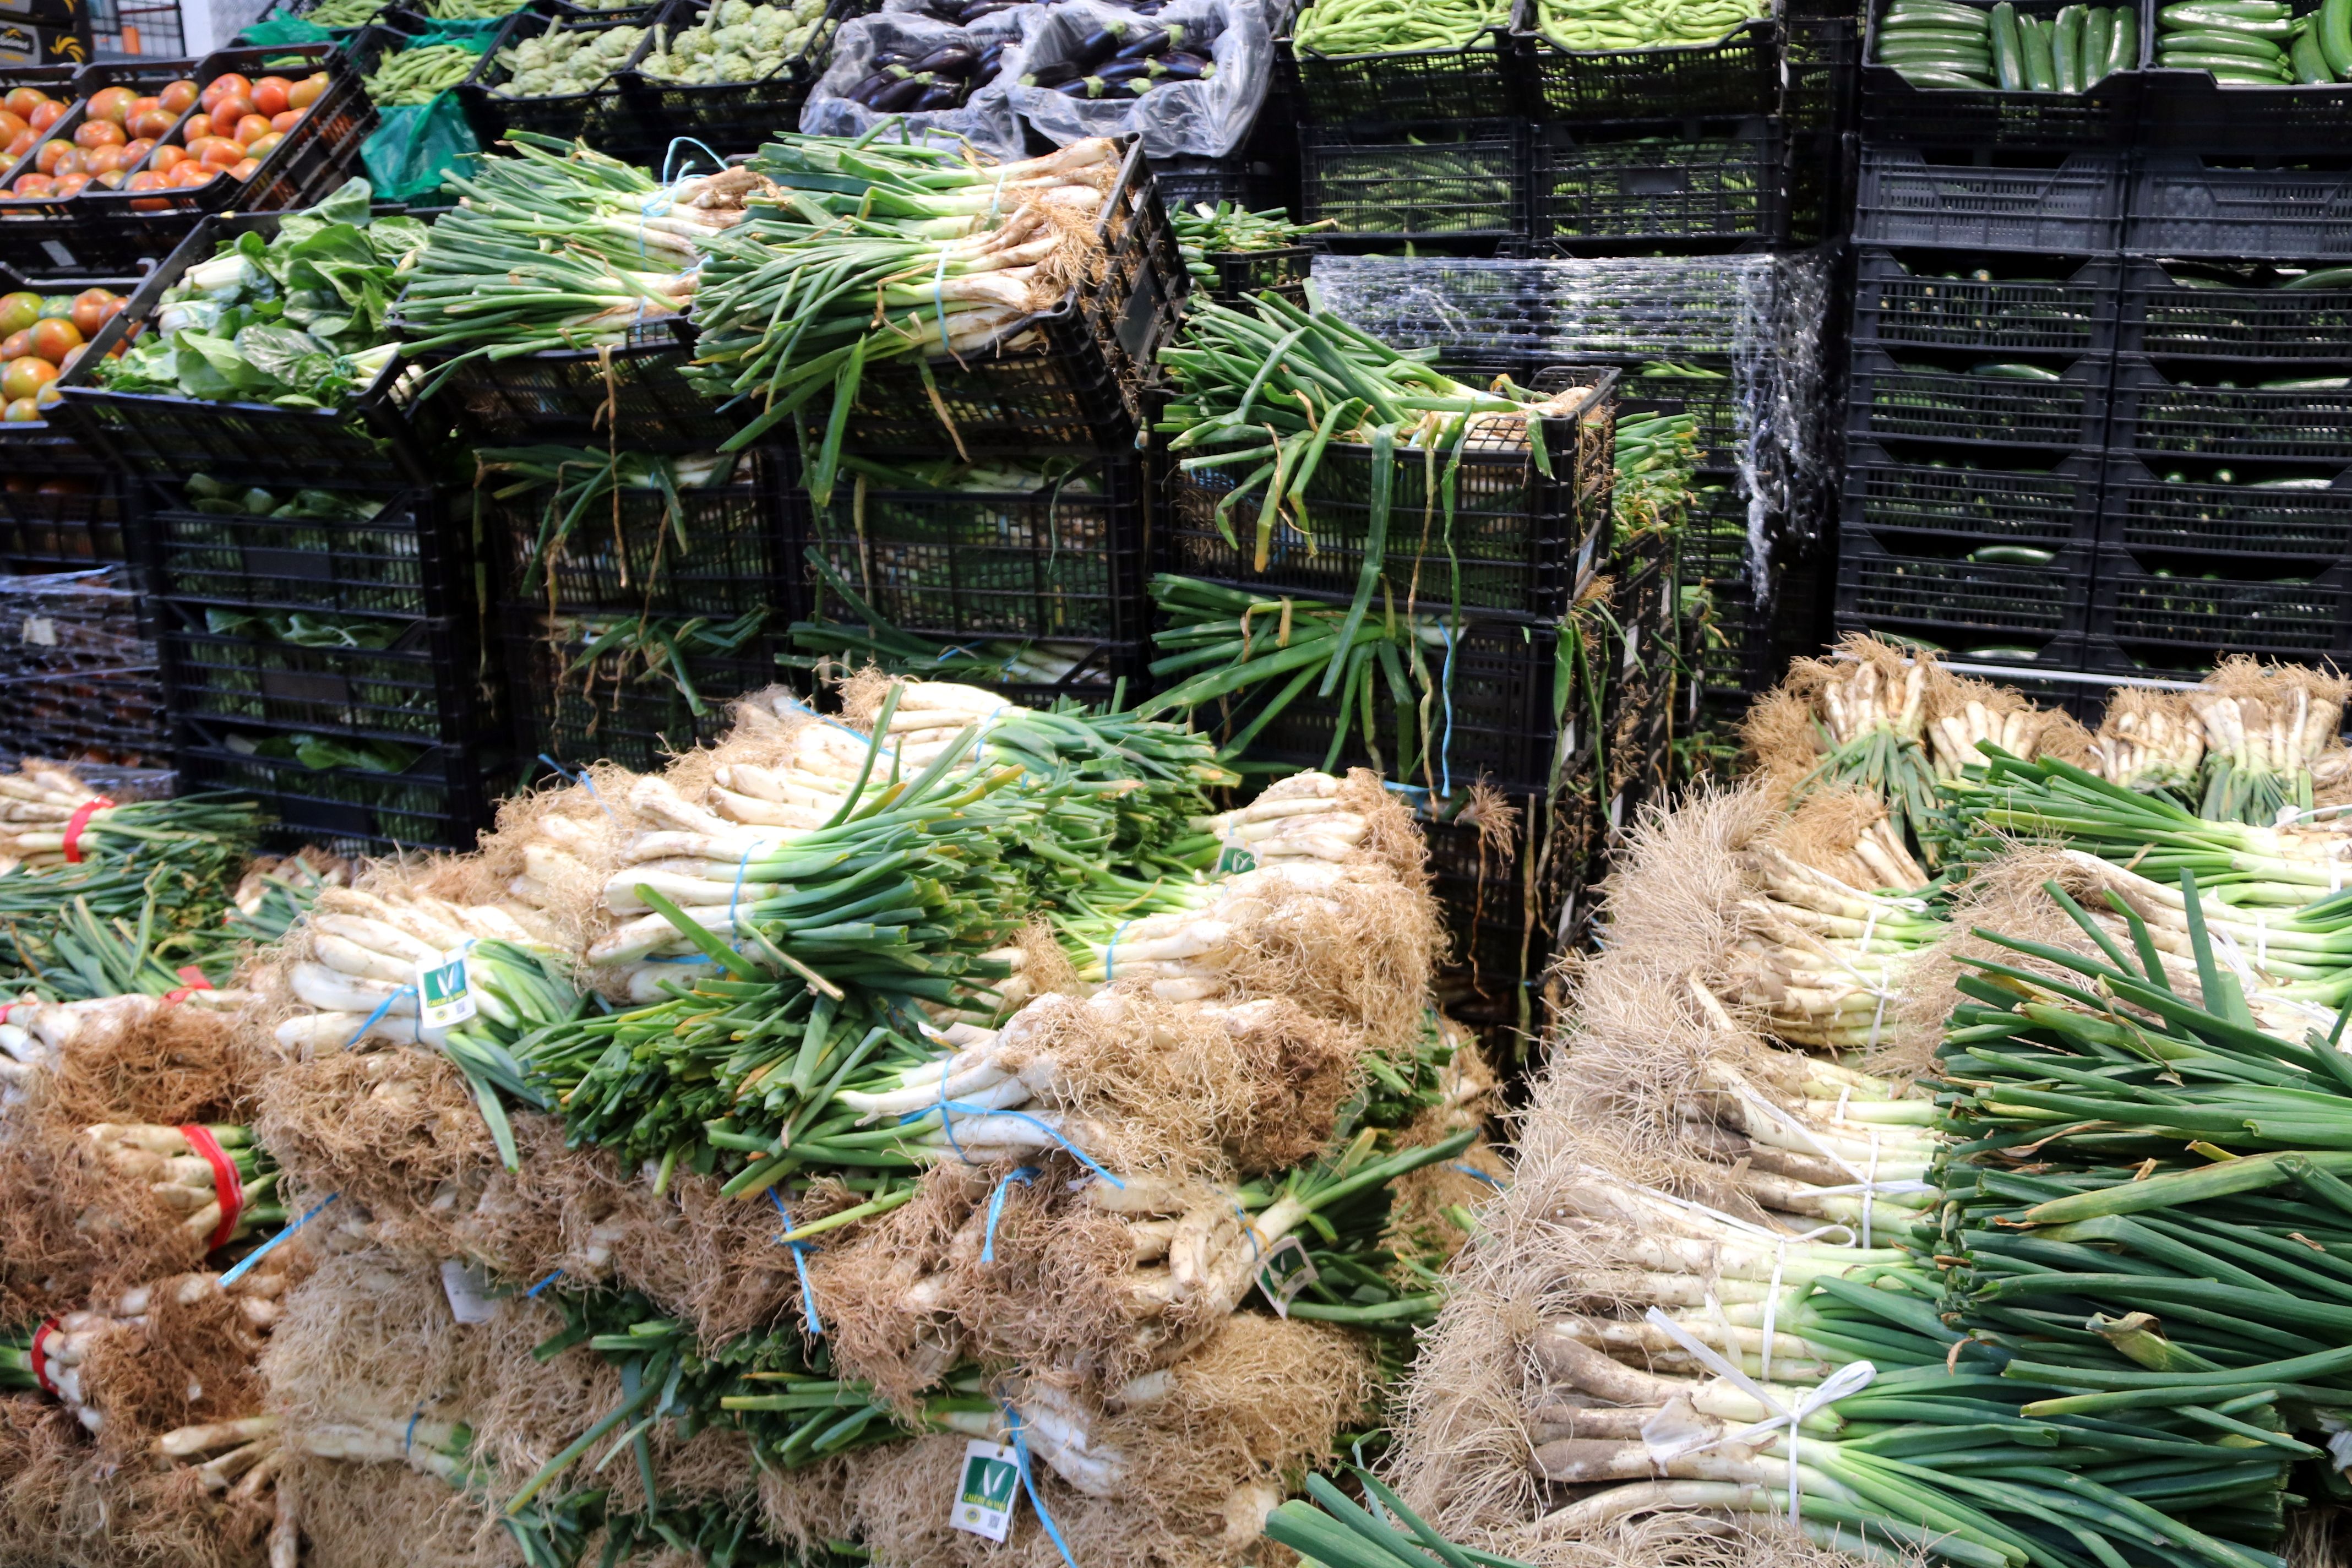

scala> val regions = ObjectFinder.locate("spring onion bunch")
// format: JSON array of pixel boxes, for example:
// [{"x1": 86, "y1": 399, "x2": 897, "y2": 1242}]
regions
[
  {"x1": 394, "y1": 135, "x2": 754, "y2": 372},
  {"x1": 1784, "y1": 645, "x2": 1945, "y2": 863},
  {"x1": 1719, "y1": 841, "x2": 1946, "y2": 1053},
  {"x1": 1610, "y1": 407, "x2": 1697, "y2": 543},
  {"x1": 6, "y1": 892, "x2": 244, "y2": 1003},
  {"x1": 684, "y1": 133, "x2": 1131, "y2": 497},
  {"x1": 29, "y1": 1270, "x2": 296, "y2": 1439},
  {"x1": 538, "y1": 607, "x2": 769, "y2": 715},
  {"x1": 85, "y1": 1121, "x2": 284, "y2": 1253}
]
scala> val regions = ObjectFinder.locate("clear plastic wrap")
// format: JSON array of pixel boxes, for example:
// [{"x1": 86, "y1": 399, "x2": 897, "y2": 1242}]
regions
[
  {"x1": 1009, "y1": 0, "x2": 1270, "y2": 159},
  {"x1": 798, "y1": 6, "x2": 1030, "y2": 157}
]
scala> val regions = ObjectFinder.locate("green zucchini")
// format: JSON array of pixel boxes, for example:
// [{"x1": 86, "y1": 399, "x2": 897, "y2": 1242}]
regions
[
  {"x1": 1991, "y1": 1, "x2": 2028, "y2": 81},
  {"x1": 1896, "y1": 62, "x2": 1999, "y2": 80},
  {"x1": 2323, "y1": 0, "x2": 2352, "y2": 75},
  {"x1": 2107, "y1": 4, "x2": 2138, "y2": 69},
  {"x1": 2052, "y1": 4, "x2": 2084, "y2": 86},
  {"x1": 2258, "y1": 375, "x2": 2352, "y2": 388},
  {"x1": 1883, "y1": 40, "x2": 1997, "y2": 62},
  {"x1": 2020, "y1": 12, "x2": 2060, "y2": 83},
  {"x1": 2161, "y1": 27, "x2": 2290, "y2": 57},
  {"x1": 1964, "y1": 646, "x2": 2045, "y2": 661},
  {"x1": 2160, "y1": 0, "x2": 2288, "y2": 17},
  {"x1": 2080, "y1": 5, "x2": 2113, "y2": 80},
  {"x1": 2293, "y1": 20, "x2": 2335, "y2": 73},
  {"x1": 2158, "y1": 50, "x2": 2293, "y2": 71},
  {"x1": 1887, "y1": 0, "x2": 1994, "y2": 25},
  {"x1": 1969, "y1": 546, "x2": 2056, "y2": 564},
  {"x1": 2162, "y1": 2, "x2": 2297, "y2": 32},
  {"x1": 2252, "y1": 476, "x2": 2335, "y2": 487},
  {"x1": 2280, "y1": 265, "x2": 2352, "y2": 288},
  {"x1": 1972, "y1": 361, "x2": 2065, "y2": 379}
]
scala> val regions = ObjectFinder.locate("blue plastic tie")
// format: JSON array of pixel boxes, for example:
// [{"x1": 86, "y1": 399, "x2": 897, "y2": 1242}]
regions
[
  {"x1": 768, "y1": 1188, "x2": 827, "y2": 1338},
  {"x1": 525, "y1": 1268, "x2": 565, "y2": 1298},
  {"x1": 979, "y1": 1165, "x2": 1040, "y2": 1264},
  {"x1": 901, "y1": 1102, "x2": 1125, "y2": 1190},
  {"x1": 1102, "y1": 919, "x2": 1134, "y2": 982},
  {"x1": 1438, "y1": 622, "x2": 1461, "y2": 799},
  {"x1": 344, "y1": 984, "x2": 418, "y2": 1050},
  {"x1": 661, "y1": 134, "x2": 726, "y2": 183},
  {"x1": 538, "y1": 754, "x2": 620, "y2": 825},
  {"x1": 1447, "y1": 1162, "x2": 1502, "y2": 1190},
  {"x1": 404, "y1": 1411, "x2": 422, "y2": 1453},
  {"x1": 1001, "y1": 1403, "x2": 1083, "y2": 1568},
  {"x1": 219, "y1": 1193, "x2": 338, "y2": 1288}
]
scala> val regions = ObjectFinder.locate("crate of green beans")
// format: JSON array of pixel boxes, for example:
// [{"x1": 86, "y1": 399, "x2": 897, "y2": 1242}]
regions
[
  {"x1": 1299, "y1": 121, "x2": 1529, "y2": 241},
  {"x1": 1530, "y1": 117, "x2": 1785, "y2": 251},
  {"x1": 2143, "y1": 0, "x2": 2352, "y2": 150},
  {"x1": 1279, "y1": 0, "x2": 1526, "y2": 125},
  {"x1": 1514, "y1": 0, "x2": 1779, "y2": 123},
  {"x1": 1860, "y1": 0, "x2": 2140, "y2": 147}
]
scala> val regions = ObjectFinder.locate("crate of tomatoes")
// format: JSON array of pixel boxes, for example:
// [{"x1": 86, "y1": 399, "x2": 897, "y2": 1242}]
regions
[
  {"x1": 0, "y1": 281, "x2": 129, "y2": 429},
  {"x1": 0, "y1": 63, "x2": 199, "y2": 270}
]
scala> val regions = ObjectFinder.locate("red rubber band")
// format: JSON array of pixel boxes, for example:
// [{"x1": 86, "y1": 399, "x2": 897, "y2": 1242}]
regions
[
  {"x1": 178, "y1": 1124, "x2": 243, "y2": 1254},
  {"x1": 29, "y1": 1319, "x2": 57, "y2": 1396},
  {"x1": 164, "y1": 966, "x2": 214, "y2": 1006},
  {"x1": 59, "y1": 797, "x2": 115, "y2": 865}
]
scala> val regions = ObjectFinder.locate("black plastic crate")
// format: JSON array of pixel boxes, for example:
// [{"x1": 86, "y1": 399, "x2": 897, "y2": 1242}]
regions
[
  {"x1": 2139, "y1": 0, "x2": 2352, "y2": 156},
  {"x1": 775, "y1": 626, "x2": 1148, "y2": 711},
  {"x1": 1857, "y1": 0, "x2": 2139, "y2": 149},
  {"x1": 785, "y1": 451, "x2": 1149, "y2": 643},
  {"x1": 1194, "y1": 245, "x2": 1312, "y2": 307},
  {"x1": 1150, "y1": 153, "x2": 1261, "y2": 214},
  {"x1": 502, "y1": 617, "x2": 774, "y2": 772},
  {"x1": 482, "y1": 448, "x2": 785, "y2": 616},
  {"x1": 0, "y1": 475, "x2": 127, "y2": 570},
  {"x1": 70, "y1": 46, "x2": 377, "y2": 266},
  {"x1": 2128, "y1": 155, "x2": 2352, "y2": 261},
  {"x1": 1531, "y1": 118, "x2": 1782, "y2": 252},
  {"x1": 2099, "y1": 452, "x2": 2352, "y2": 563},
  {"x1": 1833, "y1": 526, "x2": 2094, "y2": 641},
  {"x1": 2091, "y1": 546, "x2": 2352, "y2": 663},
  {"x1": 2109, "y1": 355, "x2": 2352, "y2": 461},
  {"x1": 0, "y1": 666, "x2": 169, "y2": 766},
  {"x1": 177, "y1": 716, "x2": 497, "y2": 855},
  {"x1": 1277, "y1": 24, "x2": 1522, "y2": 127},
  {"x1": 2119, "y1": 259, "x2": 2352, "y2": 363},
  {"x1": 419, "y1": 319, "x2": 735, "y2": 450},
  {"x1": 1420, "y1": 785, "x2": 1550, "y2": 1022},
  {"x1": 1160, "y1": 374, "x2": 1619, "y2": 623},
  {"x1": 160, "y1": 605, "x2": 480, "y2": 743},
  {"x1": 458, "y1": 9, "x2": 650, "y2": 153},
  {"x1": 1191, "y1": 602, "x2": 1566, "y2": 793},
  {"x1": 1851, "y1": 248, "x2": 2120, "y2": 357},
  {"x1": 0, "y1": 60, "x2": 203, "y2": 273},
  {"x1": 1842, "y1": 438, "x2": 2103, "y2": 551},
  {"x1": 1516, "y1": 15, "x2": 1778, "y2": 124},
  {"x1": 1845, "y1": 345, "x2": 2111, "y2": 449},
  {"x1": 1611, "y1": 360, "x2": 1741, "y2": 472},
  {"x1": 144, "y1": 485, "x2": 469, "y2": 620},
  {"x1": 52, "y1": 213, "x2": 432, "y2": 488},
  {"x1": 622, "y1": 0, "x2": 859, "y2": 158},
  {"x1": 1300, "y1": 121, "x2": 1527, "y2": 242},
  {"x1": 1854, "y1": 146, "x2": 2125, "y2": 253}
]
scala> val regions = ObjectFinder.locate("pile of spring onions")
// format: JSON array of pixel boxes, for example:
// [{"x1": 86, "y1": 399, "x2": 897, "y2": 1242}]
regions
[{"x1": 685, "y1": 134, "x2": 1131, "y2": 498}]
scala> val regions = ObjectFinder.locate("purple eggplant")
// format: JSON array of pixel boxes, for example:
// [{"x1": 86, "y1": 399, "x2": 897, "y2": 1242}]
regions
[
  {"x1": 871, "y1": 72, "x2": 934, "y2": 110},
  {"x1": 1111, "y1": 22, "x2": 1180, "y2": 57},
  {"x1": 910, "y1": 43, "x2": 978, "y2": 74},
  {"x1": 912, "y1": 79, "x2": 966, "y2": 108},
  {"x1": 1023, "y1": 57, "x2": 1084, "y2": 85},
  {"x1": 1157, "y1": 50, "x2": 1213, "y2": 77}
]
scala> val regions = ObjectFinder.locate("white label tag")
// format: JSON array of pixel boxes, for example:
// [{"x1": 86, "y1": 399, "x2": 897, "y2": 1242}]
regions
[
  {"x1": 951, "y1": 1441, "x2": 1022, "y2": 1540},
  {"x1": 1255, "y1": 1235, "x2": 1319, "y2": 1318},
  {"x1": 416, "y1": 944, "x2": 476, "y2": 1029},
  {"x1": 20, "y1": 617, "x2": 53, "y2": 647},
  {"x1": 440, "y1": 1260, "x2": 498, "y2": 1325}
]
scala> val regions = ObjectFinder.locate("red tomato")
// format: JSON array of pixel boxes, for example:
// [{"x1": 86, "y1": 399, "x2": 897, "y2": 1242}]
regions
[
  {"x1": 6, "y1": 132, "x2": 32, "y2": 160},
  {"x1": 84, "y1": 146, "x2": 127, "y2": 175},
  {"x1": 2, "y1": 88, "x2": 49, "y2": 120},
  {"x1": 2, "y1": 397, "x2": 40, "y2": 423},
  {"x1": 160, "y1": 79, "x2": 198, "y2": 113},
  {"x1": 287, "y1": 73, "x2": 328, "y2": 110},
  {"x1": 269, "y1": 110, "x2": 300, "y2": 133},
  {"x1": 200, "y1": 74, "x2": 253, "y2": 111},
  {"x1": 227, "y1": 156, "x2": 259, "y2": 181},
  {"x1": 0, "y1": 330, "x2": 28, "y2": 361},
  {"x1": 26, "y1": 100, "x2": 63, "y2": 133},
  {"x1": 72, "y1": 118, "x2": 126, "y2": 149},
  {"x1": 86, "y1": 85, "x2": 137, "y2": 123},
  {"x1": 1, "y1": 356, "x2": 58, "y2": 402},
  {"x1": 33, "y1": 140, "x2": 75, "y2": 175},
  {"x1": 182, "y1": 111, "x2": 211, "y2": 142},
  {"x1": 232, "y1": 113, "x2": 271, "y2": 145},
  {"x1": 146, "y1": 144, "x2": 187, "y2": 171},
  {"x1": 68, "y1": 290, "x2": 119, "y2": 338},
  {"x1": 125, "y1": 168, "x2": 169, "y2": 209},
  {"x1": 242, "y1": 131, "x2": 283, "y2": 160},
  {"x1": 251, "y1": 76, "x2": 292, "y2": 117},
  {"x1": 92, "y1": 169, "x2": 124, "y2": 188},
  {"x1": 7, "y1": 173, "x2": 52, "y2": 198},
  {"x1": 0, "y1": 293, "x2": 37, "y2": 336},
  {"x1": 130, "y1": 107, "x2": 176, "y2": 140},
  {"x1": 121, "y1": 137, "x2": 154, "y2": 160},
  {"x1": 0, "y1": 110, "x2": 26, "y2": 146},
  {"x1": 197, "y1": 137, "x2": 244, "y2": 168},
  {"x1": 50, "y1": 171, "x2": 88, "y2": 196},
  {"x1": 210, "y1": 93, "x2": 257, "y2": 127},
  {"x1": 172, "y1": 161, "x2": 216, "y2": 187}
]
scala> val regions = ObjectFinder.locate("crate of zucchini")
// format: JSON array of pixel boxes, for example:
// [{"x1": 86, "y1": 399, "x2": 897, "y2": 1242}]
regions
[
  {"x1": 2139, "y1": 0, "x2": 2352, "y2": 153},
  {"x1": 1860, "y1": 0, "x2": 2140, "y2": 146},
  {"x1": 1530, "y1": 116, "x2": 1786, "y2": 251},
  {"x1": 1845, "y1": 344, "x2": 2112, "y2": 449}
]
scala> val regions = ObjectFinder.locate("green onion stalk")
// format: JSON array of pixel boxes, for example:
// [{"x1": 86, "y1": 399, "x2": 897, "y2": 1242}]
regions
[
  {"x1": 1142, "y1": 575, "x2": 1482, "y2": 784},
  {"x1": 783, "y1": 550, "x2": 1120, "y2": 693},
  {"x1": 85, "y1": 1121, "x2": 286, "y2": 1251},
  {"x1": 393, "y1": 134, "x2": 750, "y2": 377},
  {"x1": 472, "y1": 444, "x2": 742, "y2": 616},
  {"x1": 0, "y1": 1327, "x2": 37, "y2": 1391},
  {"x1": 1610, "y1": 407, "x2": 1699, "y2": 549},
  {"x1": 6, "y1": 892, "x2": 245, "y2": 1003},
  {"x1": 535, "y1": 607, "x2": 770, "y2": 716},
  {"x1": 2182, "y1": 677, "x2": 2349, "y2": 827},
  {"x1": 1168, "y1": 201, "x2": 1324, "y2": 294},
  {"x1": 683, "y1": 132, "x2": 1134, "y2": 500}
]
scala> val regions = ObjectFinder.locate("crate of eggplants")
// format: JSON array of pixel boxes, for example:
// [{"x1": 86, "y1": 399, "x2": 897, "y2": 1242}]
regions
[
  {"x1": 1024, "y1": 15, "x2": 1218, "y2": 96},
  {"x1": 841, "y1": 37, "x2": 1008, "y2": 110}
]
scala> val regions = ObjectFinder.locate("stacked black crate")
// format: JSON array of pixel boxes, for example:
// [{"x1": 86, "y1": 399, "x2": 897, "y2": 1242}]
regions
[
  {"x1": 2101, "y1": 53, "x2": 2352, "y2": 683},
  {"x1": 778, "y1": 138, "x2": 1183, "y2": 713},
  {"x1": 1839, "y1": 0, "x2": 2135, "y2": 678},
  {"x1": 46, "y1": 215, "x2": 495, "y2": 856}
]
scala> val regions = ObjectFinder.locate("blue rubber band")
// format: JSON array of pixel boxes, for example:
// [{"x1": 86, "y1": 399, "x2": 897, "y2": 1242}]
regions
[
  {"x1": 979, "y1": 1165, "x2": 1039, "y2": 1264},
  {"x1": 1103, "y1": 920, "x2": 1133, "y2": 982},
  {"x1": 1438, "y1": 623, "x2": 1461, "y2": 800},
  {"x1": 538, "y1": 754, "x2": 620, "y2": 825},
  {"x1": 525, "y1": 1268, "x2": 565, "y2": 1298},
  {"x1": 219, "y1": 1193, "x2": 337, "y2": 1288},
  {"x1": 1229, "y1": 1202, "x2": 1261, "y2": 1261},
  {"x1": 903, "y1": 1102, "x2": 1125, "y2": 1190},
  {"x1": 345, "y1": 984, "x2": 418, "y2": 1050},
  {"x1": 404, "y1": 1411, "x2": 422, "y2": 1453},
  {"x1": 1001, "y1": 1403, "x2": 1083, "y2": 1568},
  {"x1": 932, "y1": 1061, "x2": 970, "y2": 1166},
  {"x1": 768, "y1": 1188, "x2": 827, "y2": 1338},
  {"x1": 1447, "y1": 1162, "x2": 1502, "y2": 1190}
]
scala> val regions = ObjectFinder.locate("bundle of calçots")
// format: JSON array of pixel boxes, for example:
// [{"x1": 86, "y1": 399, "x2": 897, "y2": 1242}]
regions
[
  {"x1": 2157, "y1": 0, "x2": 2352, "y2": 83},
  {"x1": 1876, "y1": 0, "x2": 2136, "y2": 90},
  {"x1": 1292, "y1": 0, "x2": 1508, "y2": 53},
  {"x1": 1021, "y1": 15, "x2": 1218, "y2": 97},
  {"x1": 1531, "y1": 0, "x2": 1768, "y2": 52},
  {"x1": 835, "y1": 36, "x2": 1007, "y2": 108}
]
